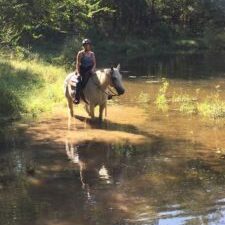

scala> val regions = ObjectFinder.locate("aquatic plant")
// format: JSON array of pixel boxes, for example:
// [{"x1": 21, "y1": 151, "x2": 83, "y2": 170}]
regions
[
  {"x1": 138, "y1": 92, "x2": 150, "y2": 104},
  {"x1": 179, "y1": 102, "x2": 197, "y2": 115},
  {"x1": 155, "y1": 78, "x2": 169, "y2": 112},
  {"x1": 172, "y1": 92, "x2": 194, "y2": 103},
  {"x1": 172, "y1": 92, "x2": 197, "y2": 115},
  {"x1": 198, "y1": 94, "x2": 225, "y2": 119},
  {"x1": 155, "y1": 82, "x2": 225, "y2": 119}
]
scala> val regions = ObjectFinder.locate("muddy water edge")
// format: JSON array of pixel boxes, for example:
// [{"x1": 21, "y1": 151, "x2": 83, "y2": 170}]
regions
[{"x1": 1, "y1": 53, "x2": 225, "y2": 225}]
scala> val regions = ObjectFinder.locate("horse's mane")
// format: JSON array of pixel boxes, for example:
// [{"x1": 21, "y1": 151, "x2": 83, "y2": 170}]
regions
[{"x1": 91, "y1": 68, "x2": 111, "y2": 88}]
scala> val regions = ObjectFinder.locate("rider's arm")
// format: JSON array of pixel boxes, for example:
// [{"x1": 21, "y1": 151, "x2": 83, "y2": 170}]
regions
[
  {"x1": 75, "y1": 51, "x2": 82, "y2": 74},
  {"x1": 92, "y1": 52, "x2": 96, "y2": 73}
]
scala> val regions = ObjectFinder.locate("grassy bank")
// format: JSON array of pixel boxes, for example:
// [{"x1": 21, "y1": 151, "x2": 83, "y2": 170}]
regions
[{"x1": 0, "y1": 56, "x2": 66, "y2": 120}]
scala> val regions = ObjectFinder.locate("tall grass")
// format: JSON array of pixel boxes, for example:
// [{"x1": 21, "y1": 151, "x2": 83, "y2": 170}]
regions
[
  {"x1": 155, "y1": 78, "x2": 169, "y2": 112},
  {"x1": 155, "y1": 79, "x2": 225, "y2": 119},
  {"x1": 0, "y1": 57, "x2": 66, "y2": 119},
  {"x1": 198, "y1": 94, "x2": 225, "y2": 119}
]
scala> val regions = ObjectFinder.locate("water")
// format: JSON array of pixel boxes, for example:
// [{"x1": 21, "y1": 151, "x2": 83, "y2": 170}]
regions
[
  {"x1": 0, "y1": 53, "x2": 225, "y2": 225},
  {"x1": 120, "y1": 52, "x2": 225, "y2": 79}
]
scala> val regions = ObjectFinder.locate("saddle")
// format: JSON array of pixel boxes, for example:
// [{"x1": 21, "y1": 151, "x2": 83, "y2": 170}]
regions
[
  {"x1": 68, "y1": 73, "x2": 79, "y2": 98},
  {"x1": 69, "y1": 74, "x2": 79, "y2": 86},
  {"x1": 68, "y1": 72, "x2": 90, "y2": 104}
]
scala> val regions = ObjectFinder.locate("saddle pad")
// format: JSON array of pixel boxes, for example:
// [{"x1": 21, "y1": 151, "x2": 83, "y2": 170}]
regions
[{"x1": 64, "y1": 72, "x2": 79, "y2": 87}]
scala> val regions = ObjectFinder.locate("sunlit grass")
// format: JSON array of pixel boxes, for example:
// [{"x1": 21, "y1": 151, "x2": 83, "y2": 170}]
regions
[
  {"x1": 137, "y1": 92, "x2": 150, "y2": 104},
  {"x1": 172, "y1": 92, "x2": 194, "y2": 103},
  {"x1": 155, "y1": 78, "x2": 169, "y2": 112},
  {"x1": 171, "y1": 92, "x2": 198, "y2": 114},
  {"x1": 198, "y1": 95, "x2": 225, "y2": 119},
  {"x1": 0, "y1": 57, "x2": 67, "y2": 119},
  {"x1": 155, "y1": 80, "x2": 225, "y2": 119},
  {"x1": 179, "y1": 101, "x2": 197, "y2": 114}
]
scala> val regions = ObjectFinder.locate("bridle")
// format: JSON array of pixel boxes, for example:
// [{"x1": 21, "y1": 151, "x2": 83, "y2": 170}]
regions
[{"x1": 92, "y1": 69, "x2": 119, "y2": 98}]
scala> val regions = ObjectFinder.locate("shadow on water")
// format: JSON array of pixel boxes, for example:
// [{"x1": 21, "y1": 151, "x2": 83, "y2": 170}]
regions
[
  {"x1": 74, "y1": 114, "x2": 157, "y2": 140},
  {"x1": 1, "y1": 50, "x2": 225, "y2": 224},
  {"x1": 1, "y1": 113, "x2": 225, "y2": 225}
]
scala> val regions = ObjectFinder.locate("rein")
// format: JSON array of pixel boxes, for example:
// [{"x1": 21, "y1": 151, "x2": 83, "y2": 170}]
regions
[
  {"x1": 91, "y1": 71, "x2": 119, "y2": 98},
  {"x1": 106, "y1": 87, "x2": 118, "y2": 97}
]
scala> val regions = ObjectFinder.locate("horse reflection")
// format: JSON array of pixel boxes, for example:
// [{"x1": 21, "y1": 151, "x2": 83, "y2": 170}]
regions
[{"x1": 65, "y1": 139, "x2": 116, "y2": 200}]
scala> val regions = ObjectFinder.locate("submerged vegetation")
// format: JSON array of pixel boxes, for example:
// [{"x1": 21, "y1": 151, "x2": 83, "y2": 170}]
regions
[{"x1": 155, "y1": 79, "x2": 225, "y2": 119}]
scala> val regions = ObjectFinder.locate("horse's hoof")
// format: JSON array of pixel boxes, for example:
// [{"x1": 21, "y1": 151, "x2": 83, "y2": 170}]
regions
[{"x1": 73, "y1": 99, "x2": 80, "y2": 104}]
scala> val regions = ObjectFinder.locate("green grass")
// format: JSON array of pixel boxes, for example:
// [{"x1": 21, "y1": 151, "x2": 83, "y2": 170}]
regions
[
  {"x1": 138, "y1": 92, "x2": 150, "y2": 104},
  {"x1": 155, "y1": 79, "x2": 169, "y2": 112},
  {"x1": 155, "y1": 80, "x2": 225, "y2": 119},
  {"x1": 0, "y1": 57, "x2": 66, "y2": 119},
  {"x1": 198, "y1": 95, "x2": 225, "y2": 119}
]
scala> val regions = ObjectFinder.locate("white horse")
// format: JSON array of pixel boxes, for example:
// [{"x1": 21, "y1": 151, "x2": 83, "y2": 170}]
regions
[{"x1": 64, "y1": 65, "x2": 125, "y2": 120}]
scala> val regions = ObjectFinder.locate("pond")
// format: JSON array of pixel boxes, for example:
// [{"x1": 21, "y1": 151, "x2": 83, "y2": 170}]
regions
[{"x1": 0, "y1": 53, "x2": 225, "y2": 225}]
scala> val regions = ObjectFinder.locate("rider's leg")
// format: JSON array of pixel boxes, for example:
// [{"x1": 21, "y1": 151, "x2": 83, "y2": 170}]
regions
[
  {"x1": 74, "y1": 69, "x2": 92, "y2": 104},
  {"x1": 81, "y1": 71, "x2": 92, "y2": 88}
]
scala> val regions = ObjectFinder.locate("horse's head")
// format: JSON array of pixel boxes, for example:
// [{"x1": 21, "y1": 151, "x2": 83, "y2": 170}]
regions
[{"x1": 110, "y1": 64, "x2": 125, "y2": 95}]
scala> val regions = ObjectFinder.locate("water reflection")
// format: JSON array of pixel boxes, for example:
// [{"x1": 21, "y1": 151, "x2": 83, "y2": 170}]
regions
[
  {"x1": 66, "y1": 139, "x2": 112, "y2": 188},
  {"x1": 121, "y1": 53, "x2": 225, "y2": 79},
  {"x1": 1, "y1": 118, "x2": 225, "y2": 225},
  {"x1": 1, "y1": 53, "x2": 225, "y2": 224},
  {"x1": 64, "y1": 133, "x2": 225, "y2": 225}
]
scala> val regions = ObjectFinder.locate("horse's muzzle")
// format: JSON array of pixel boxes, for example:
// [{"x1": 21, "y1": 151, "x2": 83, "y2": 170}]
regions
[{"x1": 116, "y1": 87, "x2": 125, "y2": 95}]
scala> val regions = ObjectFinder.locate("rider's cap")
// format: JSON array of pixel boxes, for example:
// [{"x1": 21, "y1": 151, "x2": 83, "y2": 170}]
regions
[{"x1": 82, "y1": 39, "x2": 91, "y2": 46}]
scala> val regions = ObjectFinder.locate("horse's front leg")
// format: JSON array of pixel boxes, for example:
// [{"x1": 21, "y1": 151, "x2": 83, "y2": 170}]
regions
[
  {"x1": 90, "y1": 104, "x2": 95, "y2": 119},
  {"x1": 65, "y1": 86, "x2": 74, "y2": 118},
  {"x1": 99, "y1": 104, "x2": 106, "y2": 121},
  {"x1": 85, "y1": 104, "x2": 91, "y2": 116},
  {"x1": 67, "y1": 97, "x2": 74, "y2": 117}
]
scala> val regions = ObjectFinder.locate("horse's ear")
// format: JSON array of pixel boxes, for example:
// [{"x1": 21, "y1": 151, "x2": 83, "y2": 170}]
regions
[{"x1": 117, "y1": 64, "x2": 120, "y2": 71}]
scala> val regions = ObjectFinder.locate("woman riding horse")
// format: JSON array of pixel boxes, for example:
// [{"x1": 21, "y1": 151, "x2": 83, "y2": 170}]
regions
[{"x1": 74, "y1": 39, "x2": 96, "y2": 104}]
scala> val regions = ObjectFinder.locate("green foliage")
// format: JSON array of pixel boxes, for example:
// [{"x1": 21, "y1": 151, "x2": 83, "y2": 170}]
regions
[
  {"x1": 61, "y1": 37, "x2": 83, "y2": 68},
  {"x1": 138, "y1": 92, "x2": 150, "y2": 104},
  {"x1": 172, "y1": 93, "x2": 193, "y2": 103},
  {"x1": 0, "y1": 0, "x2": 225, "y2": 54},
  {"x1": 0, "y1": 57, "x2": 66, "y2": 119},
  {"x1": 0, "y1": 0, "x2": 112, "y2": 46},
  {"x1": 179, "y1": 102, "x2": 197, "y2": 115},
  {"x1": 172, "y1": 92, "x2": 197, "y2": 114},
  {"x1": 155, "y1": 79, "x2": 169, "y2": 112},
  {"x1": 204, "y1": 26, "x2": 225, "y2": 51},
  {"x1": 198, "y1": 94, "x2": 225, "y2": 119},
  {"x1": 155, "y1": 83, "x2": 225, "y2": 119}
]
